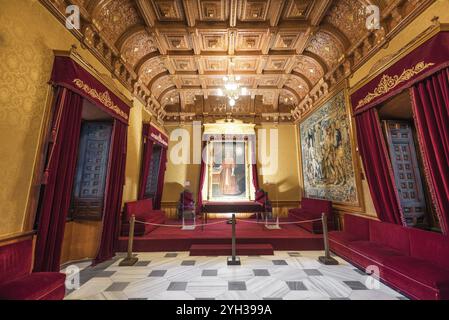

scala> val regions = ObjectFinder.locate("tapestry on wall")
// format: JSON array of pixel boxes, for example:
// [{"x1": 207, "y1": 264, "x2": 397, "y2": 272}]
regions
[{"x1": 300, "y1": 90, "x2": 359, "y2": 207}]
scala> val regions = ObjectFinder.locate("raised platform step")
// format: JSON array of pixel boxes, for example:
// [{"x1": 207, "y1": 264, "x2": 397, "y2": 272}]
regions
[{"x1": 189, "y1": 243, "x2": 274, "y2": 256}]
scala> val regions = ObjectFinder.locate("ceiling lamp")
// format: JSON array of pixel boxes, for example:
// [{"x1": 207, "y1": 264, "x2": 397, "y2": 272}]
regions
[{"x1": 222, "y1": 75, "x2": 247, "y2": 106}]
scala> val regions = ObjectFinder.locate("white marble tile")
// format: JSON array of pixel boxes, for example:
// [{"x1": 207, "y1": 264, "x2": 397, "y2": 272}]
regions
[
  {"x1": 124, "y1": 278, "x2": 170, "y2": 299},
  {"x1": 186, "y1": 280, "x2": 228, "y2": 298},
  {"x1": 65, "y1": 278, "x2": 113, "y2": 300},
  {"x1": 246, "y1": 277, "x2": 290, "y2": 299},
  {"x1": 217, "y1": 267, "x2": 255, "y2": 281},
  {"x1": 269, "y1": 266, "x2": 308, "y2": 281},
  {"x1": 303, "y1": 276, "x2": 352, "y2": 299}
]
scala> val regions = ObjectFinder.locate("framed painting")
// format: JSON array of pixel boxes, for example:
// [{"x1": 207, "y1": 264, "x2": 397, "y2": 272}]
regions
[{"x1": 298, "y1": 87, "x2": 364, "y2": 211}]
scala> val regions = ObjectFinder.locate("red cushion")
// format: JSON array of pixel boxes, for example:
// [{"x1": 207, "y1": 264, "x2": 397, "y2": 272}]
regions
[
  {"x1": 343, "y1": 214, "x2": 370, "y2": 241},
  {"x1": 0, "y1": 240, "x2": 32, "y2": 284},
  {"x1": 0, "y1": 272, "x2": 66, "y2": 300},
  {"x1": 407, "y1": 228, "x2": 449, "y2": 270},
  {"x1": 384, "y1": 256, "x2": 449, "y2": 289},
  {"x1": 124, "y1": 199, "x2": 154, "y2": 220},
  {"x1": 369, "y1": 220, "x2": 410, "y2": 255},
  {"x1": 348, "y1": 241, "x2": 405, "y2": 263}
]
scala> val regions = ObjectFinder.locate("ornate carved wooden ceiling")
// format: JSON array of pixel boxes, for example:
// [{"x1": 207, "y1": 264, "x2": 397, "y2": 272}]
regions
[{"x1": 42, "y1": 0, "x2": 434, "y2": 124}]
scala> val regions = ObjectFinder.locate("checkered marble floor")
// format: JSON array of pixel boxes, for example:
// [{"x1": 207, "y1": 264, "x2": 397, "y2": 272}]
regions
[{"x1": 63, "y1": 251, "x2": 407, "y2": 300}]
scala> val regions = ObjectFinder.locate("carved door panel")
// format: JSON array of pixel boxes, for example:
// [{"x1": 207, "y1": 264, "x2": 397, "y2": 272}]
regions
[
  {"x1": 144, "y1": 144, "x2": 162, "y2": 200},
  {"x1": 383, "y1": 121, "x2": 426, "y2": 226},
  {"x1": 71, "y1": 121, "x2": 113, "y2": 220}
]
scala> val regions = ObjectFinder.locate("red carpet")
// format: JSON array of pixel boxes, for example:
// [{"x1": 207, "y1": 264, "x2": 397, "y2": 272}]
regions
[{"x1": 117, "y1": 219, "x2": 324, "y2": 252}]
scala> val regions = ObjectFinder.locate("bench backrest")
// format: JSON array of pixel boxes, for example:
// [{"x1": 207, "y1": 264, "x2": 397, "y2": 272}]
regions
[
  {"x1": 369, "y1": 220, "x2": 410, "y2": 255},
  {"x1": 343, "y1": 214, "x2": 370, "y2": 241},
  {"x1": 0, "y1": 239, "x2": 32, "y2": 284},
  {"x1": 302, "y1": 198, "x2": 332, "y2": 216},
  {"x1": 123, "y1": 199, "x2": 153, "y2": 220},
  {"x1": 408, "y1": 228, "x2": 449, "y2": 270}
]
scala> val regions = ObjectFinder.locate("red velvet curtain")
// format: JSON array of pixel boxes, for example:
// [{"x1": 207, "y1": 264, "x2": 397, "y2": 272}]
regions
[
  {"x1": 410, "y1": 68, "x2": 449, "y2": 234},
  {"x1": 34, "y1": 88, "x2": 83, "y2": 272},
  {"x1": 95, "y1": 120, "x2": 128, "y2": 264},
  {"x1": 154, "y1": 147, "x2": 167, "y2": 210},
  {"x1": 355, "y1": 109, "x2": 404, "y2": 225},
  {"x1": 138, "y1": 132, "x2": 154, "y2": 200},
  {"x1": 196, "y1": 157, "x2": 206, "y2": 214}
]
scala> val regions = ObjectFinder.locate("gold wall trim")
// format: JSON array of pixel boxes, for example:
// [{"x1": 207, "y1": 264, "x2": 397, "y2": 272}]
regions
[
  {"x1": 356, "y1": 61, "x2": 436, "y2": 109},
  {"x1": 53, "y1": 48, "x2": 133, "y2": 108},
  {"x1": 72, "y1": 79, "x2": 129, "y2": 120}
]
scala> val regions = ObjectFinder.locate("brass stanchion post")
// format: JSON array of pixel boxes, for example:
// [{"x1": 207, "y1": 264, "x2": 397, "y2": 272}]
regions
[
  {"x1": 319, "y1": 212, "x2": 338, "y2": 265},
  {"x1": 227, "y1": 214, "x2": 241, "y2": 265},
  {"x1": 119, "y1": 215, "x2": 139, "y2": 266}
]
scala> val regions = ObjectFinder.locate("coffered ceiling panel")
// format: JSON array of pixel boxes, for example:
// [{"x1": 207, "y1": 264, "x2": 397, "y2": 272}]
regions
[
  {"x1": 233, "y1": 57, "x2": 259, "y2": 73},
  {"x1": 44, "y1": 0, "x2": 433, "y2": 123},
  {"x1": 171, "y1": 57, "x2": 198, "y2": 72},
  {"x1": 239, "y1": 0, "x2": 270, "y2": 22},
  {"x1": 161, "y1": 31, "x2": 192, "y2": 50},
  {"x1": 202, "y1": 57, "x2": 228, "y2": 72},
  {"x1": 151, "y1": 0, "x2": 185, "y2": 21},
  {"x1": 198, "y1": 0, "x2": 229, "y2": 21},
  {"x1": 200, "y1": 31, "x2": 229, "y2": 52},
  {"x1": 235, "y1": 30, "x2": 268, "y2": 52},
  {"x1": 282, "y1": 0, "x2": 314, "y2": 20}
]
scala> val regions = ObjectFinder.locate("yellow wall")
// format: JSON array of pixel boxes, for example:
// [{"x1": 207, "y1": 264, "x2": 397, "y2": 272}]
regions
[
  {"x1": 0, "y1": 1, "x2": 153, "y2": 262},
  {"x1": 162, "y1": 124, "x2": 202, "y2": 203},
  {"x1": 257, "y1": 124, "x2": 302, "y2": 202}
]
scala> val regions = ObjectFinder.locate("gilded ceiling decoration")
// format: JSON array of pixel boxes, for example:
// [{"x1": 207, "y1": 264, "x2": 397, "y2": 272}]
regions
[{"x1": 42, "y1": 0, "x2": 435, "y2": 124}]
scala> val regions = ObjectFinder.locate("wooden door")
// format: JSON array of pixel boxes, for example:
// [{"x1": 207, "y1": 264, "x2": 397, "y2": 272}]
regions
[
  {"x1": 383, "y1": 120, "x2": 427, "y2": 226},
  {"x1": 144, "y1": 144, "x2": 162, "y2": 200},
  {"x1": 71, "y1": 121, "x2": 113, "y2": 220}
]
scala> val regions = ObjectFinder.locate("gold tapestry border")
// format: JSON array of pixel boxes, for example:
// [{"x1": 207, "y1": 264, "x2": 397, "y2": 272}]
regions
[{"x1": 356, "y1": 61, "x2": 435, "y2": 109}]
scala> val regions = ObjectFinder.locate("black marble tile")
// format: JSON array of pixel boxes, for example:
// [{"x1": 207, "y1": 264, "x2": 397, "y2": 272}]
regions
[
  {"x1": 167, "y1": 282, "x2": 187, "y2": 291},
  {"x1": 304, "y1": 269, "x2": 323, "y2": 276},
  {"x1": 106, "y1": 282, "x2": 129, "y2": 292},
  {"x1": 134, "y1": 260, "x2": 151, "y2": 267},
  {"x1": 228, "y1": 281, "x2": 247, "y2": 291},
  {"x1": 272, "y1": 260, "x2": 288, "y2": 266},
  {"x1": 343, "y1": 281, "x2": 368, "y2": 290},
  {"x1": 253, "y1": 269, "x2": 270, "y2": 276},
  {"x1": 149, "y1": 270, "x2": 167, "y2": 277},
  {"x1": 286, "y1": 281, "x2": 307, "y2": 291},
  {"x1": 202, "y1": 270, "x2": 218, "y2": 276}
]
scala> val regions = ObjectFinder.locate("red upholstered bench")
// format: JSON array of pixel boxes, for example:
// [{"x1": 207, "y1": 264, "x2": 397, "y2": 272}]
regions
[
  {"x1": 0, "y1": 239, "x2": 66, "y2": 300},
  {"x1": 121, "y1": 199, "x2": 166, "y2": 236},
  {"x1": 288, "y1": 198, "x2": 333, "y2": 234},
  {"x1": 329, "y1": 214, "x2": 449, "y2": 300}
]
